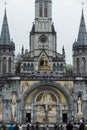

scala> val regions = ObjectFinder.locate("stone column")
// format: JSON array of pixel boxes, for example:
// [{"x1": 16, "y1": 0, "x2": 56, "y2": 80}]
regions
[
  {"x1": 6, "y1": 57, "x2": 8, "y2": 73},
  {"x1": 1, "y1": 57, "x2": 3, "y2": 74},
  {"x1": 31, "y1": 104, "x2": 34, "y2": 123}
]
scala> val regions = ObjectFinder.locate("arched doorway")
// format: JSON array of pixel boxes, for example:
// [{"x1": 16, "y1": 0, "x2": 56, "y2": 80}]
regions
[{"x1": 22, "y1": 81, "x2": 73, "y2": 123}]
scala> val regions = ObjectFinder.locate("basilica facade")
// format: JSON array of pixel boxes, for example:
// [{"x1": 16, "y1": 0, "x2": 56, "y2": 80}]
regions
[{"x1": 0, "y1": 0, "x2": 87, "y2": 124}]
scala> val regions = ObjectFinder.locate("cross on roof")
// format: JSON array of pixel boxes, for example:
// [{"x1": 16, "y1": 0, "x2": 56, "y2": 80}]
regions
[
  {"x1": 81, "y1": 0, "x2": 84, "y2": 9},
  {"x1": 4, "y1": 2, "x2": 7, "y2": 8}
]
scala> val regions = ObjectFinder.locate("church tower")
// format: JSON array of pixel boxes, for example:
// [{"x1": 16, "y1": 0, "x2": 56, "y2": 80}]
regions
[
  {"x1": 72, "y1": 9, "x2": 87, "y2": 120},
  {"x1": 0, "y1": 8, "x2": 15, "y2": 75},
  {"x1": 73, "y1": 9, "x2": 87, "y2": 74},
  {"x1": 21, "y1": 0, "x2": 66, "y2": 73},
  {"x1": 30, "y1": 0, "x2": 57, "y2": 55}
]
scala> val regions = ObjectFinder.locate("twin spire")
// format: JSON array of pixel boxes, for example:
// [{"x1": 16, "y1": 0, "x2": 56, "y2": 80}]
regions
[
  {"x1": 0, "y1": 3, "x2": 87, "y2": 46},
  {"x1": 77, "y1": 9, "x2": 87, "y2": 45},
  {"x1": 0, "y1": 8, "x2": 10, "y2": 45}
]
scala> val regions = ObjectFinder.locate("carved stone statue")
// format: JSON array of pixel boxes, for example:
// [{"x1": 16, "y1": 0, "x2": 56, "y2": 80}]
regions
[
  {"x1": 0, "y1": 98, "x2": 2, "y2": 121},
  {"x1": 11, "y1": 94, "x2": 16, "y2": 121},
  {"x1": 40, "y1": 91, "x2": 52, "y2": 103},
  {"x1": 78, "y1": 97, "x2": 82, "y2": 113}
]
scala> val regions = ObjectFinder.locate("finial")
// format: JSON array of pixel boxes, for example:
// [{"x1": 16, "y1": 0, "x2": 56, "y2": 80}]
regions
[
  {"x1": 4, "y1": 2, "x2": 7, "y2": 8},
  {"x1": 62, "y1": 45, "x2": 65, "y2": 56},
  {"x1": 22, "y1": 45, "x2": 24, "y2": 55},
  {"x1": 81, "y1": 0, "x2": 84, "y2": 10}
]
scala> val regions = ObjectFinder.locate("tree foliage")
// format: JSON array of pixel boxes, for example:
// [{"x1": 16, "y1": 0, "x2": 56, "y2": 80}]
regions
[
  {"x1": 15, "y1": 61, "x2": 21, "y2": 73},
  {"x1": 66, "y1": 64, "x2": 73, "y2": 74},
  {"x1": 15, "y1": 53, "x2": 21, "y2": 73}
]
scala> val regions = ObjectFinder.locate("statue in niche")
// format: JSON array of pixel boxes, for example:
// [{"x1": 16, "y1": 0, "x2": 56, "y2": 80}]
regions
[
  {"x1": 78, "y1": 97, "x2": 82, "y2": 114},
  {"x1": 11, "y1": 94, "x2": 16, "y2": 121},
  {"x1": 0, "y1": 98, "x2": 2, "y2": 112},
  {"x1": 0, "y1": 98, "x2": 2, "y2": 121}
]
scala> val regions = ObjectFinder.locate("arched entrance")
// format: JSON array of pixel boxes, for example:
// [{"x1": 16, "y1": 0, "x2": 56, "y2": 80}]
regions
[{"x1": 22, "y1": 81, "x2": 73, "y2": 124}]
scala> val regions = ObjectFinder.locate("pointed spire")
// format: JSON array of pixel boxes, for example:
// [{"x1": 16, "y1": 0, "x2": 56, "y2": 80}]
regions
[
  {"x1": 62, "y1": 46, "x2": 65, "y2": 56},
  {"x1": 0, "y1": 8, "x2": 10, "y2": 45},
  {"x1": 21, "y1": 45, "x2": 24, "y2": 55},
  {"x1": 77, "y1": 9, "x2": 87, "y2": 45}
]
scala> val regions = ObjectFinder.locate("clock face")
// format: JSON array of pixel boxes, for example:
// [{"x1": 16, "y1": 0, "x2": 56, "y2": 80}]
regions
[{"x1": 39, "y1": 35, "x2": 47, "y2": 43}]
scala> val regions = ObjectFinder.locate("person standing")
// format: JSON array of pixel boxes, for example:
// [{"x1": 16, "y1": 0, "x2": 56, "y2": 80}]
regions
[
  {"x1": 54, "y1": 124, "x2": 57, "y2": 130},
  {"x1": 46, "y1": 125, "x2": 49, "y2": 130},
  {"x1": 0, "y1": 122, "x2": 7, "y2": 130},
  {"x1": 27, "y1": 123, "x2": 31, "y2": 130},
  {"x1": 59, "y1": 125, "x2": 64, "y2": 130},
  {"x1": 9, "y1": 123, "x2": 14, "y2": 130},
  {"x1": 66, "y1": 121, "x2": 73, "y2": 130},
  {"x1": 19, "y1": 124, "x2": 23, "y2": 130},
  {"x1": 79, "y1": 121, "x2": 85, "y2": 130},
  {"x1": 36, "y1": 122, "x2": 39, "y2": 130},
  {"x1": 14, "y1": 124, "x2": 19, "y2": 130}
]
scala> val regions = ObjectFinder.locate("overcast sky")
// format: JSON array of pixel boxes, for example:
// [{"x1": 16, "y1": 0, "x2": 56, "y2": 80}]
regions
[{"x1": 0, "y1": 0, "x2": 87, "y2": 64}]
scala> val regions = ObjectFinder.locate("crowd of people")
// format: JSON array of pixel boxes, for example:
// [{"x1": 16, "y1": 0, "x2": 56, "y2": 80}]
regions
[
  {"x1": 0, "y1": 123, "x2": 23, "y2": 130},
  {"x1": 66, "y1": 118, "x2": 85, "y2": 130},
  {"x1": 0, "y1": 118, "x2": 86, "y2": 130}
]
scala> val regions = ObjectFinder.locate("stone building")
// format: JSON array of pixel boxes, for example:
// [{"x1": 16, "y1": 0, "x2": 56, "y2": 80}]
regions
[{"x1": 0, "y1": 0, "x2": 87, "y2": 124}]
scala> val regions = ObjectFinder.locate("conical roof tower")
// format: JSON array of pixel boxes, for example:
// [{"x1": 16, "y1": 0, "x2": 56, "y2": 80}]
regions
[
  {"x1": 73, "y1": 9, "x2": 87, "y2": 47},
  {"x1": 73, "y1": 9, "x2": 87, "y2": 74},
  {"x1": 0, "y1": 8, "x2": 10, "y2": 45},
  {"x1": 77, "y1": 9, "x2": 87, "y2": 45},
  {"x1": 0, "y1": 8, "x2": 15, "y2": 74}
]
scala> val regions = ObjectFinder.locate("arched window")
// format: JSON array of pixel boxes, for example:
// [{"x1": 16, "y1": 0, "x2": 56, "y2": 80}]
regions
[
  {"x1": 3, "y1": 57, "x2": 6, "y2": 74},
  {"x1": 60, "y1": 64, "x2": 63, "y2": 71},
  {"x1": 77, "y1": 58, "x2": 79, "y2": 73},
  {"x1": 57, "y1": 63, "x2": 60, "y2": 71},
  {"x1": 23, "y1": 63, "x2": 27, "y2": 71},
  {"x1": 44, "y1": 0, "x2": 48, "y2": 17},
  {"x1": 8, "y1": 57, "x2": 11, "y2": 73},
  {"x1": 82, "y1": 57, "x2": 86, "y2": 73},
  {"x1": 31, "y1": 63, "x2": 34, "y2": 71},
  {"x1": 53, "y1": 63, "x2": 56, "y2": 71},
  {"x1": 27, "y1": 63, "x2": 30, "y2": 71},
  {"x1": 39, "y1": 1, "x2": 43, "y2": 17}
]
